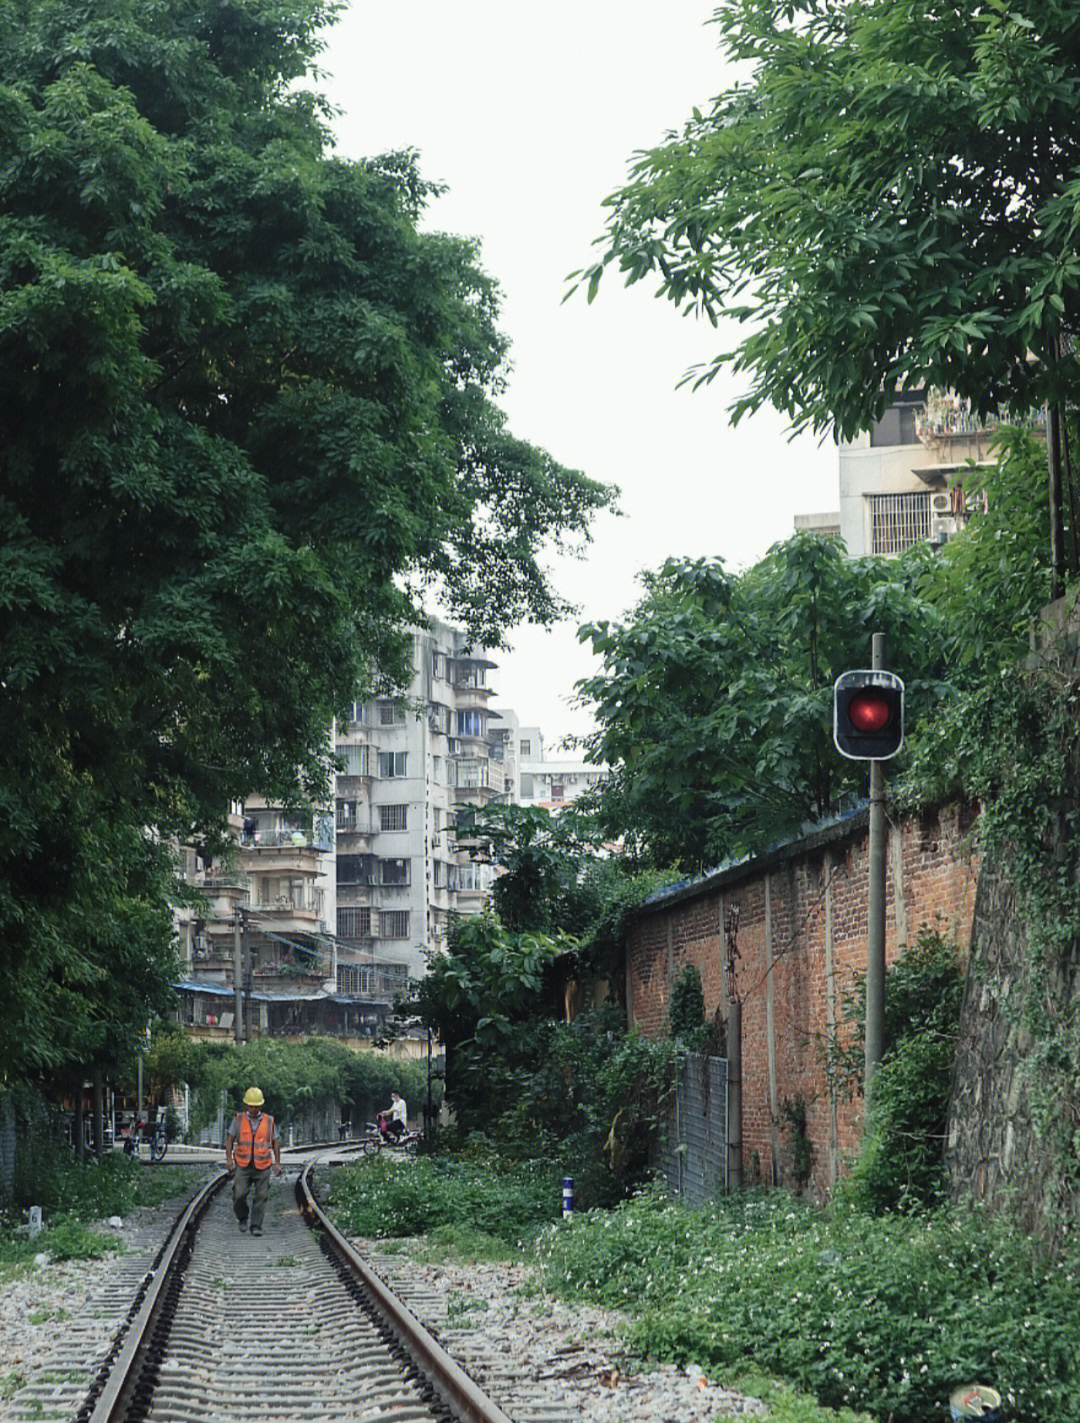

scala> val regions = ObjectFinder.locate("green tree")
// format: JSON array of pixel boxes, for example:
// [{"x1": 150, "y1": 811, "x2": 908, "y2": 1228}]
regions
[
  {"x1": 577, "y1": 533, "x2": 948, "y2": 869},
  {"x1": 408, "y1": 913, "x2": 568, "y2": 1132},
  {"x1": 0, "y1": 0, "x2": 611, "y2": 1079},
  {"x1": 576, "y1": 0, "x2": 1080, "y2": 576}
]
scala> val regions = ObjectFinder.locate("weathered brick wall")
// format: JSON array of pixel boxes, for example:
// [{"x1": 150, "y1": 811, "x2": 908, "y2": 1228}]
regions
[{"x1": 626, "y1": 804, "x2": 980, "y2": 1195}]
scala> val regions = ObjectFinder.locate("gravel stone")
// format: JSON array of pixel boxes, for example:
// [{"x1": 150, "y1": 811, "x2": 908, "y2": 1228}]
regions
[{"x1": 358, "y1": 1242, "x2": 767, "y2": 1422}]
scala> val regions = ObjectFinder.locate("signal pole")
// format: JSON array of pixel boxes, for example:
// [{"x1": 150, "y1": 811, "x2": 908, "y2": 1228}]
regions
[{"x1": 864, "y1": 632, "x2": 887, "y2": 1095}]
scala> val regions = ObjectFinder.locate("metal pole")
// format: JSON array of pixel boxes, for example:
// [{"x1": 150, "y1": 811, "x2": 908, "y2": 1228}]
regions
[
  {"x1": 865, "y1": 632, "x2": 887, "y2": 1096},
  {"x1": 727, "y1": 998, "x2": 743, "y2": 1190},
  {"x1": 234, "y1": 909, "x2": 244, "y2": 1044}
]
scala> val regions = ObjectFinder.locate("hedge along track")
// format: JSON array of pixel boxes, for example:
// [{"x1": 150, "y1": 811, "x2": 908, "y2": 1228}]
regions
[{"x1": 76, "y1": 1161, "x2": 517, "y2": 1423}]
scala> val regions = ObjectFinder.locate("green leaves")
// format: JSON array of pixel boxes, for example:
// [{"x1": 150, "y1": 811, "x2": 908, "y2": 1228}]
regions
[
  {"x1": 577, "y1": 533, "x2": 949, "y2": 870},
  {"x1": 581, "y1": 0, "x2": 1080, "y2": 442},
  {"x1": 0, "y1": 0, "x2": 611, "y2": 1081}
]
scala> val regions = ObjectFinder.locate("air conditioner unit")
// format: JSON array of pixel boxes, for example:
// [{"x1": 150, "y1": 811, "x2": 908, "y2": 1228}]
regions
[
  {"x1": 930, "y1": 514, "x2": 957, "y2": 544},
  {"x1": 930, "y1": 492, "x2": 952, "y2": 516}
]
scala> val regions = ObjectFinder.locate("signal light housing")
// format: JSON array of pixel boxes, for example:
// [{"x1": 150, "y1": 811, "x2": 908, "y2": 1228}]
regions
[{"x1": 833, "y1": 670, "x2": 905, "y2": 761}]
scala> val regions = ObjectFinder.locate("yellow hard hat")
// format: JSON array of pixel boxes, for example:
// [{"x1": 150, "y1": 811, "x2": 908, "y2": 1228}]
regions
[{"x1": 243, "y1": 1086, "x2": 265, "y2": 1107}]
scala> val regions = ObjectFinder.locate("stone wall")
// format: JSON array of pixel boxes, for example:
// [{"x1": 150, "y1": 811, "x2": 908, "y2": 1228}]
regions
[
  {"x1": 947, "y1": 854, "x2": 1075, "y2": 1241},
  {"x1": 626, "y1": 803, "x2": 980, "y2": 1195}
]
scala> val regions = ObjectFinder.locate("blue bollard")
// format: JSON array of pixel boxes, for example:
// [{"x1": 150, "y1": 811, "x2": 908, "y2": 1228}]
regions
[{"x1": 562, "y1": 1177, "x2": 574, "y2": 1219}]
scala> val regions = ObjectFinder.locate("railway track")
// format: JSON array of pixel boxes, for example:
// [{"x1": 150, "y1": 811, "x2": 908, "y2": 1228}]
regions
[{"x1": 71, "y1": 1160, "x2": 573, "y2": 1423}]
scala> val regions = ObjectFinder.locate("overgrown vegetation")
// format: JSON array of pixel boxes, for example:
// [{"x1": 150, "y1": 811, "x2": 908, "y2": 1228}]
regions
[
  {"x1": 144, "y1": 1032, "x2": 431, "y2": 1139},
  {"x1": 326, "y1": 1153, "x2": 558, "y2": 1248},
  {"x1": 830, "y1": 930, "x2": 964, "y2": 1214},
  {"x1": 534, "y1": 1188, "x2": 1080, "y2": 1423}
]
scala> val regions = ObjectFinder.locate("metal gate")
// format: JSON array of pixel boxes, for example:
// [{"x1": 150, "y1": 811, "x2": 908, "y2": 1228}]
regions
[{"x1": 660, "y1": 1054, "x2": 728, "y2": 1206}]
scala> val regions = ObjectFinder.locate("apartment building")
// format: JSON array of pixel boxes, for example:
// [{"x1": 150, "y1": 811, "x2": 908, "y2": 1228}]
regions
[
  {"x1": 333, "y1": 619, "x2": 508, "y2": 985},
  {"x1": 835, "y1": 388, "x2": 1045, "y2": 557},
  {"x1": 174, "y1": 620, "x2": 611, "y2": 1044},
  {"x1": 491, "y1": 715, "x2": 609, "y2": 810}
]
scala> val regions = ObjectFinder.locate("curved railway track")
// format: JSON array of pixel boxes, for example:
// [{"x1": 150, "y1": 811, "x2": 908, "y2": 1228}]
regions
[{"x1": 73, "y1": 1160, "x2": 533, "y2": 1423}]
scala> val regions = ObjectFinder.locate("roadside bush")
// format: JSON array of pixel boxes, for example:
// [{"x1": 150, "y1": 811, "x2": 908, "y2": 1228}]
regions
[
  {"x1": 533, "y1": 1189, "x2": 1080, "y2": 1423},
  {"x1": 837, "y1": 929, "x2": 962, "y2": 1212},
  {"x1": 490, "y1": 1008, "x2": 682, "y2": 1208},
  {"x1": 327, "y1": 1154, "x2": 559, "y2": 1245}
]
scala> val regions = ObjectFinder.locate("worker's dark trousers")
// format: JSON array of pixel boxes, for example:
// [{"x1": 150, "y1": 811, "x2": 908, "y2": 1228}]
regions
[{"x1": 233, "y1": 1164, "x2": 270, "y2": 1229}]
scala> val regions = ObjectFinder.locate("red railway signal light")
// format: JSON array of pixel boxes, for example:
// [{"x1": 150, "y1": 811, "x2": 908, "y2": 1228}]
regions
[{"x1": 833, "y1": 670, "x2": 904, "y2": 760}]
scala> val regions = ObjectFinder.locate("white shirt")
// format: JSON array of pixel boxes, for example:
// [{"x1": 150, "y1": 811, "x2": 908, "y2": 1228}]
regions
[{"x1": 390, "y1": 1098, "x2": 407, "y2": 1126}]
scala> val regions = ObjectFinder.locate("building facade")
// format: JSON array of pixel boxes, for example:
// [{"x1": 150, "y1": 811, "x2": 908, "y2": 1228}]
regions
[
  {"x1": 333, "y1": 620, "x2": 508, "y2": 985},
  {"x1": 836, "y1": 389, "x2": 1045, "y2": 557}
]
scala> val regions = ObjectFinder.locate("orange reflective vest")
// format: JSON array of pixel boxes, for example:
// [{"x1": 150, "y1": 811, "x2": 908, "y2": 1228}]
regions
[{"x1": 233, "y1": 1112, "x2": 274, "y2": 1170}]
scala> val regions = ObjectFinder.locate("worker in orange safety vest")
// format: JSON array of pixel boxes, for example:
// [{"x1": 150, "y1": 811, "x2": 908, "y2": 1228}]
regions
[{"x1": 225, "y1": 1086, "x2": 282, "y2": 1236}]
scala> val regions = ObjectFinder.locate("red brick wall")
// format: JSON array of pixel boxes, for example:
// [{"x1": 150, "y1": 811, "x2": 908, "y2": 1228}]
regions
[{"x1": 626, "y1": 805, "x2": 979, "y2": 1196}]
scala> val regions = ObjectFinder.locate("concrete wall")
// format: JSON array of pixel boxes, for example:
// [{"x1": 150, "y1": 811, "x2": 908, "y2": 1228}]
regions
[{"x1": 626, "y1": 804, "x2": 980, "y2": 1195}]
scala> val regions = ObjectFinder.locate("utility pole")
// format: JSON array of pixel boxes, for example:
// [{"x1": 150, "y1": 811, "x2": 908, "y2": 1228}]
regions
[
  {"x1": 233, "y1": 907, "x2": 244, "y2": 1044},
  {"x1": 864, "y1": 632, "x2": 887, "y2": 1095}
]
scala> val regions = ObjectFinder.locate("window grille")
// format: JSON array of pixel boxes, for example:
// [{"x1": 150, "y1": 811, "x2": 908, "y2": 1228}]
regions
[
  {"x1": 378, "y1": 701, "x2": 404, "y2": 725},
  {"x1": 380, "y1": 910, "x2": 409, "y2": 939},
  {"x1": 337, "y1": 906, "x2": 371, "y2": 939},
  {"x1": 378, "y1": 751, "x2": 407, "y2": 778},
  {"x1": 379, "y1": 803, "x2": 408, "y2": 832},
  {"x1": 869, "y1": 492, "x2": 932, "y2": 554}
]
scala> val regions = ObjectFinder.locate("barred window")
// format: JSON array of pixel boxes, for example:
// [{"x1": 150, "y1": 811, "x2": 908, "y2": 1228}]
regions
[
  {"x1": 379, "y1": 803, "x2": 407, "y2": 832},
  {"x1": 379, "y1": 858, "x2": 409, "y2": 886},
  {"x1": 337, "y1": 906, "x2": 371, "y2": 939},
  {"x1": 380, "y1": 910, "x2": 409, "y2": 939},
  {"x1": 378, "y1": 701, "x2": 405, "y2": 725},
  {"x1": 869, "y1": 492, "x2": 932, "y2": 555}
]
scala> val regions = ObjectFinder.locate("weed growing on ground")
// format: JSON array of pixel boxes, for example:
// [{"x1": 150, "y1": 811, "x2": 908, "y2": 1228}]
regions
[
  {"x1": 531, "y1": 1187, "x2": 1080, "y2": 1423},
  {"x1": 327, "y1": 1154, "x2": 558, "y2": 1246},
  {"x1": 13, "y1": 1150, "x2": 203, "y2": 1221}
]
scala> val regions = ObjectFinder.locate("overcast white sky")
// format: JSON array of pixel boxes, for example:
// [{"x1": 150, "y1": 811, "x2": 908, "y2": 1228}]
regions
[{"x1": 321, "y1": 2, "x2": 839, "y2": 748}]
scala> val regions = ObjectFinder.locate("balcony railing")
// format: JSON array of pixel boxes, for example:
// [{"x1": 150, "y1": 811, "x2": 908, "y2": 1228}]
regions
[{"x1": 241, "y1": 824, "x2": 333, "y2": 853}]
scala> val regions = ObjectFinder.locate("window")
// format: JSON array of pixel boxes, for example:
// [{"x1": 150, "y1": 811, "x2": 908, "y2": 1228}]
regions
[
  {"x1": 379, "y1": 803, "x2": 407, "y2": 832},
  {"x1": 432, "y1": 755, "x2": 442, "y2": 783},
  {"x1": 379, "y1": 858, "x2": 409, "y2": 886},
  {"x1": 336, "y1": 800, "x2": 356, "y2": 830},
  {"x1": 337, "y1": 963, "x2": 375, "y2": 995},
  {"x1": 378, "y1": 701, "x2": 405, "y2": 725},
  {"x1": 380, "y1": 910, "x2": 409, "y2": 939},
  {"x1": 433, "y1": 806, "x2": 442, "y2": 832},
  {"x1": 432, "y1": 653, "x2": 445, "y2": 680},
  {"x1": 340, "y1": 744, "x2": 371, "y2": 777},
  {"x1": 869, "y1": 493, "x2": 932, "y2": 555},
  {"x1": 378, "y1": 751, "x2": 408, "y2": 778},
  {"x1": 520, "y1": 739, "x2": 531, "y2": 757},
  {"x1": 457, "y1": 758, "x2": 490, "y2": 789},
  {"x1": 520, "y1": 773, "x2": 534, "y2": 799},
  {"x1": 551, "y1": 781, "x2": 565, "y2": 802},
  {"x1": 432, "y1": 859, "x2": 444, "y2": 887},
  {"x1": 457, "y1": 709, "x2": 485, "y2": 738},
  {"x1": 869, "y1": 397, "x2": 922, "y2": 448},
  {"x1": 337, "y1": 906, "x2": 371, "y2": 939}
]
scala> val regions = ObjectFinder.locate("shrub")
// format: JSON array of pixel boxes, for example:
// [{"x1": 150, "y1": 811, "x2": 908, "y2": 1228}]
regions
[
  {"x1": 669, "y1": 964, "x2": 706, "y2": 1040},
  {"x1": 839, "y1": 928, "x2": 962, "y2": 1212},
  {"x1": 327, "y1": 1154, "x2": 559, "y2": 1245},
  {"x1": 532, "y1": 1189, "x2": 1080, "y2": 1423}
]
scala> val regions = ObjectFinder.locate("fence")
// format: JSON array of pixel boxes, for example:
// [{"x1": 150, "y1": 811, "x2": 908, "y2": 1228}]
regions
[{"x1": 658, "y1": 1053, "x2": 728, "y2": 1207}]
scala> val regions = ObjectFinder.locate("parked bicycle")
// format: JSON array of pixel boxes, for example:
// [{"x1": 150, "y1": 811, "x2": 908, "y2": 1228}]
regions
[{"x1": 121, "y1": 1109, "x2": 168, "y2": 1162}]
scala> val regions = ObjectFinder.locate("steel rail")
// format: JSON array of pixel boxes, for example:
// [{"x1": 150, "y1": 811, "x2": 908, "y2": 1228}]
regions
[
  {"x1": 83, "y1": 1172, "x2": 227, "y2": 1423},
  {"x1": 297, "y1": 1162, "x2": 517, "y2": 1423}
]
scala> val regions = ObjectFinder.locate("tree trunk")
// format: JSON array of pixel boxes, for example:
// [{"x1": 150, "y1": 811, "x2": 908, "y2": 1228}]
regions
[{"x1": 92, "y1": 1069, "x2": 104, "y2": 1160}]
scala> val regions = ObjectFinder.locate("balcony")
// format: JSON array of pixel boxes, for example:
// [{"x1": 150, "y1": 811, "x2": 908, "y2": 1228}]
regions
[{"x1": 240, "y1": 823, "x2": 333, "y2": 853}]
